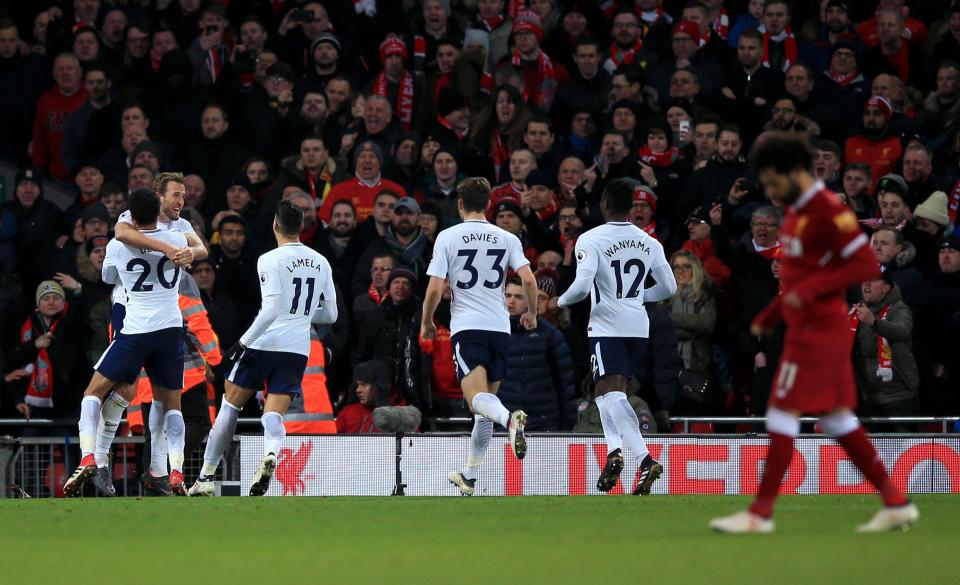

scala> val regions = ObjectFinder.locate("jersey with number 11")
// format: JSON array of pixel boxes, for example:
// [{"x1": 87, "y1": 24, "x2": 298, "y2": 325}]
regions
[
  {"x1": 250, "y1": 242, "x2": 336, "y2": 356},
  {"x1": 427, "y1": 219, "x2": 529, "y2": 335},
  {"x1": 573, "y1": 221, "x2": 670, "y2": 338}
]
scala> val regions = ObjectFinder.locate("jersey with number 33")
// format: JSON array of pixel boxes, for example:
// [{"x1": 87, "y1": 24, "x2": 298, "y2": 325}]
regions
[
  {"x1": 427, "y1": 219, "x2": 529, "y2": 335},
  {"x1": 573, "y1": 221, "x2": 670, "y2": 338}
]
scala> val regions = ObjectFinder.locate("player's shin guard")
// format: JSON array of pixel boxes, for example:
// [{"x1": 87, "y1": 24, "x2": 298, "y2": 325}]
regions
[
  {"x1": 463, "y1": 416, "x2": 494, "y2": 481},
  {"x1": 821, "y1": 412, "x2": 908, "y2": 507},
  {"x1": 261, "y1": 412, "x2": 285, "y2": 456},
  {"x1": 94, "y1": 393, "x2": 128, "y2": 467},
  {"x1": 749, "y1": 408, "x2": 799, "y2": 518},
  {"x1": 594, "y1": 393, "x2": 623, "y2": 455},
  {"x1": 199, "y1": 397, "x2": 241, "y2": 478},
  {"x1": 149, "y1": 400, "x2": 169, "y2": 476},
  {"x1": 604, "y1": 391, "x2": 649, "y2": 462},
  {"x1": 165, "y1": 410, "x2": 186, "y2": 472},
  {"x1": 470, "y1": 392, "x2": 510, "y2": 427},
  {"x1": 78, "y1": 395, "x2": 102, "y2": 458}
]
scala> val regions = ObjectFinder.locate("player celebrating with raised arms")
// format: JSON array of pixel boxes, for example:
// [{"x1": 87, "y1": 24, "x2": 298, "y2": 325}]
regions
[
  {"x1": 64, "y1": 189, "x2": 188, "y2": 496},
  {"x1": 557, "y1": 179, "x2": 677, "y2": 496},
  {"x1": 423, "y1": 177, "x2": 539, "y2": 496},
  {"x1": 710, "y1": 132, "x2": 918, "y2": 533},
  {"x1": 189, "y1": 200, "x2": 337, "y2": 496}
]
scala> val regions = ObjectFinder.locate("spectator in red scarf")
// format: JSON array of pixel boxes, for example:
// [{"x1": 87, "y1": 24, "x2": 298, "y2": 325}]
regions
[
  {"x1": 861, "y1": 9, "x2": 929, "y2": 92},
  {"x1": 682, "y1": 205, "x2": 732, "y2": 293},
  {"x1": 11, "y1": 281, "x2": 85, "y2": 429},
  {"x1": 510, "y1": 10, "x2": 567, "y2": 111},
  {"x1": 370, "y1": 35, "x2": 416, "y2": 131},
  {"x1": 352, "y1": 252, "x2": 395, "y2": 331},
  {"x1": 432, "y1": 87, "x2": 471, "y2": 150},
  {"x1": 630, "y1": 184, "x2": 670, "y2": 244},
  {"x1": 759, "y1": 0, "x2": 797, "y2": 72},
  {"x1": 32, "y1": 53, "x2": 88, "y2": 182},
  {"x1": 604, "y1": 10, "x2": 649, "y2": 74}
]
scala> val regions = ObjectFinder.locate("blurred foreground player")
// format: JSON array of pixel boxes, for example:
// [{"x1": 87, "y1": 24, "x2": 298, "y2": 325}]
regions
[
  {"x1": 189, "y1": 201, "x2": 337, "y2": 496},
  {"x1": 710, "y1": 132, "x2": 918, "y2": 533}
]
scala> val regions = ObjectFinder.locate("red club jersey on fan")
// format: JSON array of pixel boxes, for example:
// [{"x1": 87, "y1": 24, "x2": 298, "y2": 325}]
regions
[{"x1": 752, "y1": 181, "x2": 879, "y2": 413}]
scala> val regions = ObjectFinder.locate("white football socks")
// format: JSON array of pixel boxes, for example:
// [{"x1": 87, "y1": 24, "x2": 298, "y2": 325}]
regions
[
  {"x1": 261, "y1": 412, "x2": 285, "y2": 457},
  {"x1": 94, "y1": 393, "x2": 128, "y2": 467},
  {"x1": 594, "y1": 393, "x2": 623, "y2": 455},
  {"x1": 200, "y1": 397, "x2": 241, "y2": 478},
  {"x1": 470, "y1": 392, "x2": 510, "y2": 428},
  {"x1": 165, "y1": 410, "x2": 185, "y2": 473},
  {"x1": 604, "y1": 391, "x2": 650, "y2": 463},
  {"x1": 78, "y1": 395, "x2": 102, "y2": 458},
  {"x1": 148, "y1": 400, "x2": 168, "y2": 476},
  {"x1": 462, "y1": 415, "x2": 494, "y2": 481}
]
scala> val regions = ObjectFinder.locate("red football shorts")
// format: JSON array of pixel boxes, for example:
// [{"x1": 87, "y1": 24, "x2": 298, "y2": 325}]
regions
[{"x1": 768, "y1": 326, "x2": 857, "y2": 414}]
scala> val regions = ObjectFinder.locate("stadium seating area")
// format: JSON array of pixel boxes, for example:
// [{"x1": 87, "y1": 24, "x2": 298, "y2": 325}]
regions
[{"x1": 1, "y1": 0, "x2": 959, "y2": 442}]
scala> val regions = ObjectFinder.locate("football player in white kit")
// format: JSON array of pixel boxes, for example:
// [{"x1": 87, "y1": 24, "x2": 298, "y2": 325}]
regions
[
  {"x1": 421, "y1": 177, "x2": 540, "y2": 496},
  {"x1": 64, "y1": 189, "x2": 188, "y2": 496},
  {"x1": 91, "y1": 172, "x2": 203, "y2": 496},
  {"x1": 557, "y1": 179, "x2": 677, "y2": 495},
  {"x1": 189, "y1": 200, "x2": 338, "y2": 496}
]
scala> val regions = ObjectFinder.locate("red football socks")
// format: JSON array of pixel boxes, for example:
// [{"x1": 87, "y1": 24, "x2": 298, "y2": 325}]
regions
[
  {"x1": 749, "y1": 432, "x2": 795, "y2": 518},
  {"x1": 837, "y1": 426, "x2": 908, "y2": 507}
]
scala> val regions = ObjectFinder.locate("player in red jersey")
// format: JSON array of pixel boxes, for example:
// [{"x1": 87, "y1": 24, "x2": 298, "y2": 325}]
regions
[{"x1": 710, "y1": 132, "x2": 919, "y2": 533}]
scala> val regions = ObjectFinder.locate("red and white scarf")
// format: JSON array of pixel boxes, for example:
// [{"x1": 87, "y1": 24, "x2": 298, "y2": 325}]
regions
[
  {"x1": 638, "y1": 145, "x2": 680, "y2": 168},
  {"x1": 830, "y1": 68, "x2": 859, "y2": 87},
  {"x1": 492, "y1": 130, "x2": 511, "y2": 181},
  {"x1": 601, "y1": 0, "x2": 622, "y2": 20},
  {"x1": 413, "y1": 35, "x2": 427, "y2": 76},
  {"x1": 605, "y1": 40, "x2": 643, "y2": 73},
  {"x1": 477, "y1": 13, "x2": 505, "y2": 32},
  {"x1": 368, "y1": 282, "x2": 388, "y2": 305},
  {"x1": 507, "y1": 0, "x2": 523, "y2": 19},
  {"x1": 755, "y1": 241, "x2": 782, "y2": 260},
  {"x1": 512, "y1": 49, "x2": 557, "y2": 110},
  {"x1": 373, "y1": 69, "x2": 415, "y2": 130},
  {"x1": 859, "y1": 217, "x2": 908, "y2": 231},
  {"x1": 849, "y1": 304, "x2": 894, "y2": 382},
  {"x1": 437, "y1": 115, "x2": 466, "y2": 141},
  {"x1": 761, "y1": 26, "x2": 798, "y2": 72},
  {"x1": 642, "y1": 219, "x2": 660, "y2": 241},
  {"x1": 948, "y1": 179, "x2": 960, "y2": 223},
  {"x1": 20, "y1": 309, "x2": 67, "y2": 408},
  {"x1": 712, "y1": 6, "x2": 729, "y2": 40}
]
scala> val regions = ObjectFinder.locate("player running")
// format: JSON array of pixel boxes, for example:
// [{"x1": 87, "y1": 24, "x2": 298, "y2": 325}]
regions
[
  {"x1": 89, "y1": 172, "x2": 202, "y2": 496},
  {"x1": 423, "y1": 177, "x2": 539, "y2": 496},
  {"x1": 64, "y1": 189, "x2": 187, "y2": 496},
  {"x1": 557, "y1": 178, "x2": 677, "y2": 496},
  {"x1": 710, "y1": 132, "x2": 918, "y2": 533},
  {"x1": 188, "y1": 201, "x2": 337, "y2": 496}
]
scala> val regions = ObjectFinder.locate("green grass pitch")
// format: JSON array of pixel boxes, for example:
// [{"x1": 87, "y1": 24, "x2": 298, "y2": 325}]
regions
[{"x1": 2, "y1": 495, "x2": 957, "y2": 585}]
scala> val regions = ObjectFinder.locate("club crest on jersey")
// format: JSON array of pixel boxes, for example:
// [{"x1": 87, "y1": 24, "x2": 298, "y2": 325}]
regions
[
  {"x1": 781, "y1": 235, "x2": 804, "y2": 257},
  {"x1": 259, "y1": 272, "x2": 268, "y2": 284},
  {"x1": 576, "y1": 249, "x2": 587, "y2": 263}
]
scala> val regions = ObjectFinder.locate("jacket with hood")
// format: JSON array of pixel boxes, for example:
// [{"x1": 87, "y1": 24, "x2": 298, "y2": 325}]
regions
[{"x1": 853, "y1": 284, "x2": 919, "y2": 406}]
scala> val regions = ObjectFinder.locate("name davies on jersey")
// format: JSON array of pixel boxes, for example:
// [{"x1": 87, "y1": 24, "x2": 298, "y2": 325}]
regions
[
  {"x1": 285, "y1": 257, "x2": 325, "y2": 272},
  {"x1": 461, "y1": 232, "x2": 500, "y2": 244},
  {"x1": 603, "y1": 239, "x2": 651, "y2": 258}
]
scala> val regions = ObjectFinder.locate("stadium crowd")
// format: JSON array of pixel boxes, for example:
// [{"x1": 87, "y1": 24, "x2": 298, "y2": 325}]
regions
[{"x1": 1, "y1": 0, "x2": 959, "y2": 440}]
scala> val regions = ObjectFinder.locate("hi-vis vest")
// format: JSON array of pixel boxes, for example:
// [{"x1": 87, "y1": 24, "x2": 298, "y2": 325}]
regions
[
  {"x1": 282, "y1": 329, "x2": 336, "y2": 434},
  {"x1": 127, "y1": 274, "x2": 221, "y2": 433}
]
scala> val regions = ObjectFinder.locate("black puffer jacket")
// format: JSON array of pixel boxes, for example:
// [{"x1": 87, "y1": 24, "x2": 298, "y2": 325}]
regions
[
  {"x1": 353, "y1": 297, "x2": 425, "y2": 410},
  {"x1": 498, "y1": 317, "x2": 577, "y2": 431}
]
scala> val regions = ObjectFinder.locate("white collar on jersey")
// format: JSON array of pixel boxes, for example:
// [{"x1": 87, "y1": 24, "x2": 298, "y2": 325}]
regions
[{"x1": 793, "y1": 179, "x2": 825, "y2": 210}]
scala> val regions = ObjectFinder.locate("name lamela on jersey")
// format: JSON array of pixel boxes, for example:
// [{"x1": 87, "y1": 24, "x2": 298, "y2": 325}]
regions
[
  {"x1": 602, "y1": 238, "x2": 652, "y2": 258},
  {"x1": 285, "y1": 256, "x2": 327, "y2": 273}
]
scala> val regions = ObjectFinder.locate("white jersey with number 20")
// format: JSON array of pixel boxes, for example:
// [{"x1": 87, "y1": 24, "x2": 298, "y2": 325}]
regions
[{"x1": 427, "y1": 219, "x2": 529, "y2": 335}]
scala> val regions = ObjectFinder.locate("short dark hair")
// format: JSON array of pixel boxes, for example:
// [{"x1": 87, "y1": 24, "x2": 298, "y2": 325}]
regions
[
  {"x1": 506, "y1": 275, "x2": 522, "y2": 287},
  {"x1": 83, "y1": 62, "x2": 109, "y2": 79},
  {"x1": 811, "y1": 138, "x2": 841, "y2": 158},
  {"x1": 750, "y1": 131, "x2": 814, "y2": 174},
  {"x1": 602, "y1": 178, "x2": 635, "y2": 216},
  {"x1": 436, "y1": 36, "x2": 460, "y2": 51},
  {"x1": 574, "y1": 36, "x2": 600, "y2": 53},
  {"x1": 720, "y1": 123, "x2": 741, "y2": 137},
  {"x1": 458, "y1": 177, "x2": 492, "y2": 212},
  {"x1": 275, "y1": 199, "x2": 304, "y2": 235},
  {"x1": 219, "y1": 214, "x2": 245, "y2": 230},
  {"x1": 331, "y1": 198, "x2": 356, "y2": 215},
  {"x1": 739, "y1": 28, "x2": 762, "y2": 44},
  {"x1": 526, "y1": 113, "x2": 555, "y2": 135},
  {"x1": 128, "y1": 188, "x2": 160, "y2": 225}
]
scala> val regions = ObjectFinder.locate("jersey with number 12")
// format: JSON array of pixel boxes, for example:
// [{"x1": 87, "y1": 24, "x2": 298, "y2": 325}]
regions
[
  {"x1": 573, "y1": 221, "x2": 670, "y2": 338},
  {"x1": 103, "y1": 229, "x2": 187, "y2": 334},
  {"x1": 427, "y1": 219, "x2": 529, "y2": 335},
  {"x1": 249, "y1": 242, "x2": 335, "y2": 356}
]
